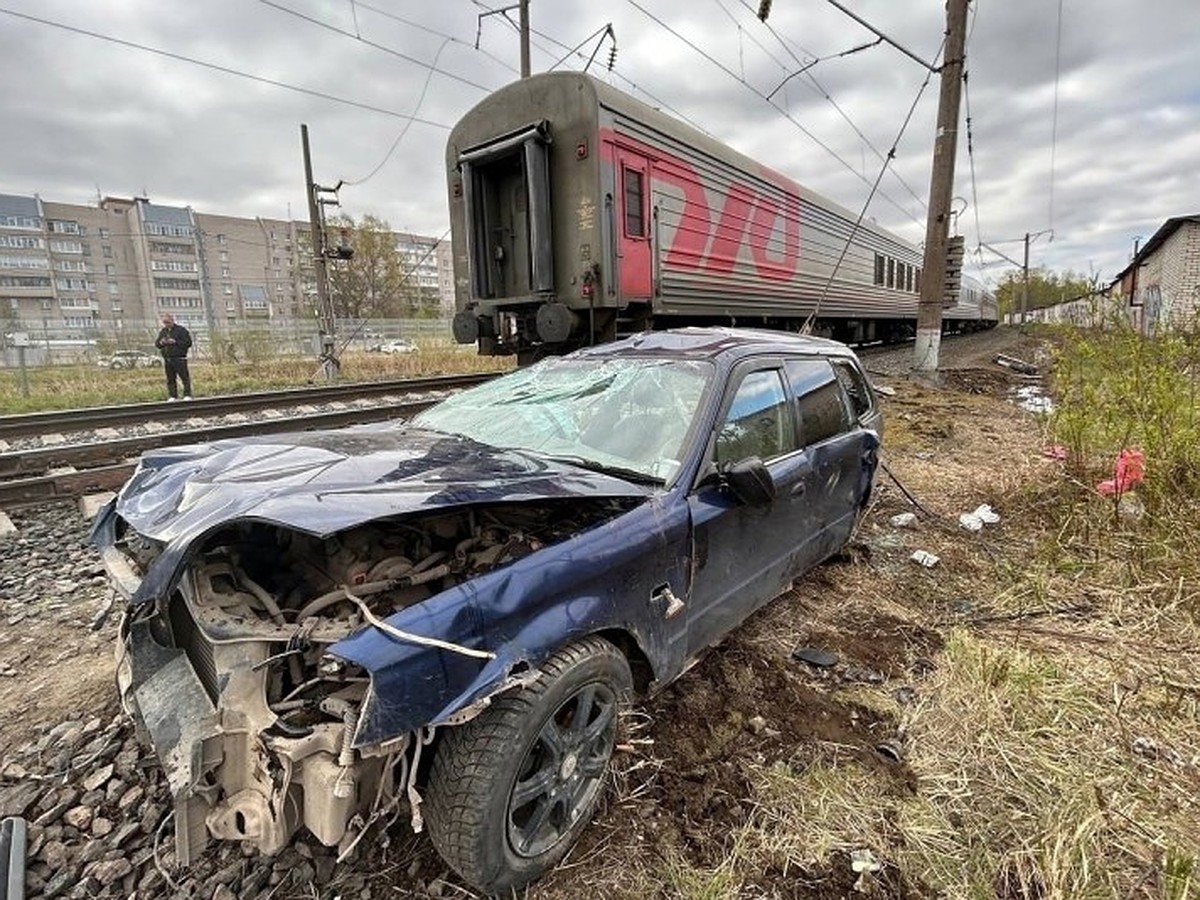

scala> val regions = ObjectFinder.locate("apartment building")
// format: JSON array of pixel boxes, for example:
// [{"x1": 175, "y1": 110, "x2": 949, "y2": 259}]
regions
[{"x1": 1, "y1": 192, "x2": 449, "y2": 349}]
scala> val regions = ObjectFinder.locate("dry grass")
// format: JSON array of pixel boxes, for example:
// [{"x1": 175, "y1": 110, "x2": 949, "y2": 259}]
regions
[{"x1": 0, "y1": 342, "x2": 512, "y2": 412}]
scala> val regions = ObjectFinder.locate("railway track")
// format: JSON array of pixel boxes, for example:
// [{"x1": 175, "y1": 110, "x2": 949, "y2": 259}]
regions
[
  {"x1": 0, "y1": 373, "x2": 497, "y2": 509},
  {"x1": 0, "y1": 373, "x2": 495, "y2": 442}
]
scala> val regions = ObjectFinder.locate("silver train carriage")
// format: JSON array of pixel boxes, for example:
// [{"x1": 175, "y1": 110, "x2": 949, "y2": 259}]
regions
[{"x1": 446, "y1": 72, "x2": 996, "y2": 361}]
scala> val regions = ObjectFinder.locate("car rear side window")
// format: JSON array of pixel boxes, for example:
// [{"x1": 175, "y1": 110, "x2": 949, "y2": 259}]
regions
[
  {"x1": 831, "y1": 360, "x2": 874, "y2": 422},
  {"x1": 785, "y1": 359, "x2": 853, "y2": 447},
  {"x1": 716, "y1": 369, "x2": 794, "y2": 464}
]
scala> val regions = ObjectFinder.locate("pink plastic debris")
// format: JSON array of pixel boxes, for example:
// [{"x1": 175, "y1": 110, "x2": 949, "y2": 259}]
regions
[
  {"x1": 1097, "y1": 448, "x2": 1145, "y2": 496},
  {"x1": 1043, "y1": 445, "x2": 1069, "y2": 460}
]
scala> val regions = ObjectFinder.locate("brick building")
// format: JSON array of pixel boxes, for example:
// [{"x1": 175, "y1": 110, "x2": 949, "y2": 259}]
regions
[{"x1": 1111, "y1": 215, "x2": 1200, "y2": 332}]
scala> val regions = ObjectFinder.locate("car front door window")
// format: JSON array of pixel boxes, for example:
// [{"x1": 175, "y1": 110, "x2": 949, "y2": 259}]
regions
[{"x1": 715, "y1": 369, "x2": 794, "y2": 465}]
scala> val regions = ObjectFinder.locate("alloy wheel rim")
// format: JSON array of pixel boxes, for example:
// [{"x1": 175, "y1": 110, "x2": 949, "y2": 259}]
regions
[{"x1": 506, "y1": 682, "x2": 618, "y2": 859}]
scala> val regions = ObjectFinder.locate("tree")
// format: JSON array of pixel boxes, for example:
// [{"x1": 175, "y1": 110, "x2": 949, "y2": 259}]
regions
[
  {"x1": 994, "y1": 268, "x2": 1101, "y2": 318},
  {"x1": 326, "y1": 213, "x2": 412, "y2": 320}
]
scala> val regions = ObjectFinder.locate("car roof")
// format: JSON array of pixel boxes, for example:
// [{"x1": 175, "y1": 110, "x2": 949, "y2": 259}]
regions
[{"x1": 571, "y1": 327, "x2": 856, "y2": 363}]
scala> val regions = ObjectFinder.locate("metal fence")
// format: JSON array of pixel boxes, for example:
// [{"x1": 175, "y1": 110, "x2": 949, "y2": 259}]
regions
[{"x1": 0, "y1": 317, "x2": 456, "y2": 368}]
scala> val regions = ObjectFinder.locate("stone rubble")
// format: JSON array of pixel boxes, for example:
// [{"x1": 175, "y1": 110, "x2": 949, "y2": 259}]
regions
[{"x1": 0, "y1": 501, "x2": 451, "y2": 898}]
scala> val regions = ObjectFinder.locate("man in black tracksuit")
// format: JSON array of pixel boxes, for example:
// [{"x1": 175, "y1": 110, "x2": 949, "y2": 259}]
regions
[{"x1": 155, "y1": 313, "x2": 194, "y2": 400}]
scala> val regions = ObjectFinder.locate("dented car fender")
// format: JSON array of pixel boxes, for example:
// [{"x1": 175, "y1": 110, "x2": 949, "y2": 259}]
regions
[{"x1": 330, "y1": 496, "x2": 694, "y2": 747}]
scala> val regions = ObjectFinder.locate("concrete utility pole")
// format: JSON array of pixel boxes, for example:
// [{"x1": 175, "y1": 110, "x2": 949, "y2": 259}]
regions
[
  {"x1": 914, "y1": 0, "x2": 971, "y2": 372},
  {"x1": 1020, "y1": 231, "x2": 1031, "y2": 329},
  {"x1": 300, "y1": 124, "x2": 338, "y2": 380},
  {"x1": 519, "y1": 0, "x2": 531, "y2": 77}
]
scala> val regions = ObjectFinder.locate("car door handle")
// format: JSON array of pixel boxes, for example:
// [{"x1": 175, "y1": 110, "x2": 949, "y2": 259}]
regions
[{"x1": 790, "y1": 481, "x2": 806, "y2": 497}]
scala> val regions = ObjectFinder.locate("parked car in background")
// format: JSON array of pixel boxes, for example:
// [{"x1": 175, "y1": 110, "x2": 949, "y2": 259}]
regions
[
  {"x1": 369, "y1": 338, "x2": 419, "y2": 354},
  {"x1": 98, "y1": 350, "x2": 161, "y2": 369},
  {"x1": 92, "y1": 328, "x2": 881, "y2": 894}
]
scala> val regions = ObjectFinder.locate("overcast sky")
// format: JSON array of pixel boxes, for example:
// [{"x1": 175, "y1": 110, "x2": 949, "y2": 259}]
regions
[{"x1": 2, "y1": 0, "x2": 1197, "y2": 286}]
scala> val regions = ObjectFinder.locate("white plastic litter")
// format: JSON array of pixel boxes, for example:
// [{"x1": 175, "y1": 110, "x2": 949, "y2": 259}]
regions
[
  {"x1": 959, "y1": 504, "x2": 1000, "y2": 531},
  {"x1": 973, "y1": 504, "x2": 1000, "y2": 524},
  {"x1": 890, "y1": 512, "x2": 918, "y2": 527},
  {"x1": 910, "y1": 550, "x2": 939, "y2": 568}
]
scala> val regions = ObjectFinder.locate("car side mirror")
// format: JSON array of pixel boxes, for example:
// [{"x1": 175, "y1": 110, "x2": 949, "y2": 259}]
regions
[{"x1": 723, "y1": 456, "x2": 776, "y2": 506}]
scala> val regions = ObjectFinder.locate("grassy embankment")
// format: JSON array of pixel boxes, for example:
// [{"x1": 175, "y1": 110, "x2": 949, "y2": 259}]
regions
[{"x1": 0, "y1": 343, "x2": 511, "y2": 414}]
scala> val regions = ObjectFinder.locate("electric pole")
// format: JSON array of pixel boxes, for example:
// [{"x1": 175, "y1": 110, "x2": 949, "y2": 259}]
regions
[
  {"x1": 914, "y1": 0, "x2": 970, "y2": 372},
  {"x1": 519, "y1": 0, "x2": 531, "y2": 77},
  {"x1": 301, "y1": 124, "x2": 339, "y2": 380},
  {"x1": 1020, "y1": 231, "x2": 1030, "y2": 330}
]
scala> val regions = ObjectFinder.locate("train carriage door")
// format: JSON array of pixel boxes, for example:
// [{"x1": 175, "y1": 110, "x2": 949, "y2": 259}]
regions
[{"x1": 616, "y1": 149, "x2": 652, "y2": 300}]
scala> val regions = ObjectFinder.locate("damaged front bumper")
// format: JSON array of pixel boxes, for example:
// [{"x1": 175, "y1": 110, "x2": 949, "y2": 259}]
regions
[{"x1": 115, "y1": 593, "x2": 419, "y2": 866}]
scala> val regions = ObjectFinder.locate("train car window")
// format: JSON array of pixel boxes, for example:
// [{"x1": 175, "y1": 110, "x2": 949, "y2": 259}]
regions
[
  {"x1": 915, "y1": 268, "x2": 922, "y2": 294},
  {"x1": 874, "y1": 254, "x2": 885, "y2": 286},
  {"x1": 623, "y1": 167, "x2": 645, "y2": 237},
  {"x1": 886, "y1": 258, "x2": 895, "y2": 289},
  {"x1": 715, "y1": 369, "x2": 795, "y2": 465},
  {"x1": 785, "y1": 359, "x2": 853, "y2": 447}
]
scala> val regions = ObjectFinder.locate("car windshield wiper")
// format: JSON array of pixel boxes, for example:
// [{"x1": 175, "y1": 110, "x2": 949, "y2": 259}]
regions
[{"x1": 540, "y1": 454, "x2": 663, "y2": 485}]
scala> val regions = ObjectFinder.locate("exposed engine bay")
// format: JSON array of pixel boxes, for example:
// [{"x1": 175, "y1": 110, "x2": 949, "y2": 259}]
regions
[{"x1": 113, "y1": 498, "x2": 635, "y2": 864}]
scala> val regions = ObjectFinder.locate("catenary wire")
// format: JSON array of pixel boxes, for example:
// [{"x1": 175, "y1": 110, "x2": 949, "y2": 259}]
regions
[
  {"x1": 468, "y1": 0, "x2": 718, "y2": 137},
  {"x1": 354, "y1": 0, "x2": 518, "y2": 75},
  {"x1": 0, "y1": 5, "x2": 453, "y2": 128},
  {"x1": 803, "y1": 41, "x2": 943, "y2": 330},
  {"x1": 733, "y1": 0, "x2": 929, "y2": 214},
  {"x1": 255, "y1": 0, "x2": 491, "y2": 92},
  {"x1": 625, "y1": 0, "x2": 926, "y2": 229},
  {"x1": 341, "y1": 38, "x2": 452, "y2": 186}
]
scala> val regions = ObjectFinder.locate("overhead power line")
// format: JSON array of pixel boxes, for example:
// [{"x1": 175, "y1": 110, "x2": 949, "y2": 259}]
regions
[
  {"x1": 733, "y1": 0, "x2": 928, "y2": 213},
  {"x1": 625, "y1": 0, "x2": 927, "y2": 229},
  {"x1": 255, "y1": 0, "x2": 492, "y2": 92},
  {"x1": 353, "y1": 0, "x2": 518, "y2": 74},
  {"x1": 341, "y1": 38, "x2": 452, "y2": 186},
  {"x1": 0, "y1": 5, "x2": 453, "y2": 128}
]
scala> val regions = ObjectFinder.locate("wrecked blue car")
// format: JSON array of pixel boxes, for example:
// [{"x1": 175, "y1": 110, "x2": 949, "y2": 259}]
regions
[{"x1": 92, "y1": 327, "x2": 881, "y2": 894}]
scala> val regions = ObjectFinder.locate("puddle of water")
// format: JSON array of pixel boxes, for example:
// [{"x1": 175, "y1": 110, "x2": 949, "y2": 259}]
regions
[{"x1": 1011, "y1": 384, "x2": 1055, "y2": 414}]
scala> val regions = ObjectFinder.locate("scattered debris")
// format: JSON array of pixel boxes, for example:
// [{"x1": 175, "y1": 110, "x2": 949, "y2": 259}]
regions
[
  {"x1": 850, "y1": 847, "x2": 884, "y2": 873},
  {"x1": 792, "y1": 647, "x2": 839, "y2": 668},
  {"x1": 993, "y1": 353, "x2": 1039, "y2": 376},
  {"x1": 1131, "y1": 736, "x2": 1184, "y2": 767},
  {"x1": 746, "y1": 715, "x2": 768, "y2": 736},
  {"x1": 875, "y1": 739, "x2": 904, "y2": 764},
  {"x1": 889, "y1": 512, "x2": 918, "y2": 528},
  {"x1": 959, "y1": 504, "x2": 1001, "y2": 531},
  {"x1": 1042, "y1": 444, "x2": 1068, "y2": 460},
  {"x1": 893, "y1": 686, "x2": 918, "y2": 706},
  {"x1": 872, "y1": 383, "x2": 897, "y2": 397},
  {"x1": 1117, "y1": 492, "x2": 1146, "y2": 523},
  {"x1": 1097, "y1": 448, "x2": 1145, "y2": 496},
  {"x1": 1011, "y1": 384, "x2": 1055, "y2": 414},
  {"x1": 910, "y1": 550, "x2": 940, "y2": 568}
]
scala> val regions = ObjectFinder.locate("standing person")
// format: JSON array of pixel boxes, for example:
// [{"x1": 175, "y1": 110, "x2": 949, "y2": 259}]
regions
[{"x1": 155, "y1": 313, "x2": 194, "y2": 400}]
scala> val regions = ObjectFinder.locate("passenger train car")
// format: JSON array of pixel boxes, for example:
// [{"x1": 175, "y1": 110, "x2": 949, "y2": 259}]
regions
[{"x1": 447, "y1": 72, "x2": 995, "y2": 362}]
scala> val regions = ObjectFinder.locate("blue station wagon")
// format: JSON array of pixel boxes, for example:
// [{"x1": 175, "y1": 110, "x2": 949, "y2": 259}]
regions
[{"x1": 92, "y1": 327, "x2": 881, "y2": 894}]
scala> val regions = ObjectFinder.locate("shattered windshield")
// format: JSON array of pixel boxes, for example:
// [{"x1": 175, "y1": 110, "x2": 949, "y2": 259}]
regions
[{"x1": 411, "y1": 357, "x2": 714, "y2": 484}]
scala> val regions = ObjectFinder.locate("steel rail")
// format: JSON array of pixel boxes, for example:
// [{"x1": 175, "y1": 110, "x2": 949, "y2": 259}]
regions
[
  {"x1": 0, "y1": 394, "x2": 448, "y2": 509},
  {"x1": 0, "y1": 372, "x2": 497, "y2": 442}
]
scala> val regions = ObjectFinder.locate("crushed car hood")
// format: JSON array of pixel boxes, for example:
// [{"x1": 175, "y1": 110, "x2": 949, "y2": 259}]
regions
[{"x1": 114, "y1": 425, "x2": 653, "y2": 544}]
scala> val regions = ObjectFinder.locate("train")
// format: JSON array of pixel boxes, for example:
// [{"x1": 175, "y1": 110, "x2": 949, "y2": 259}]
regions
[{"x1": 446, "y1": 72, "x2": 995, "y2": 362}]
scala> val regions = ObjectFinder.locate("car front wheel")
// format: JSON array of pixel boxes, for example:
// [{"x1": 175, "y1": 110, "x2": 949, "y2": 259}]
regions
[{"x1": 424, "y1": 636, "x2": 631, "y2": 894}]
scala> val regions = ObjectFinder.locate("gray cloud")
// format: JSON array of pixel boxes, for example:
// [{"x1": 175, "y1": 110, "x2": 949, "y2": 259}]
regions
[{"x1": 1, "y1": 0, "x2": 1197, "y2": 285}]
